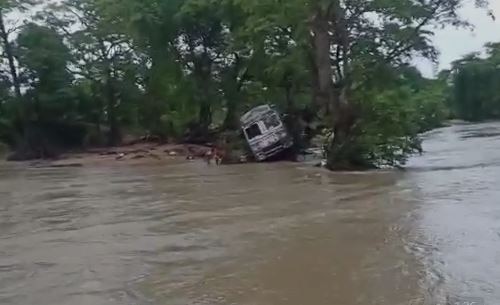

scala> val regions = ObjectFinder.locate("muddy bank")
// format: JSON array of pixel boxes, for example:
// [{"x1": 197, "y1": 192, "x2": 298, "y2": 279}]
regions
[
  {"x1": 24, "y1": 143, "x2": 217, "y2": 168},
  {"x1": 19, "y1": 143, "x2": 320, "y2": 169}
]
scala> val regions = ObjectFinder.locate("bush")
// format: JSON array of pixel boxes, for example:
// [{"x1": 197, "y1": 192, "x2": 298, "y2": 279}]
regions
[
  {"x1": 83, "y1": 125, "x2": 107, "y2": 147},
  {"x1": 7, "y1": 121, "x2": 89, "y2": 161},
  {"x1": 338, "y1": 87, "x2": 424, "y2": 168},
  {"x1": 412, "y1": 82, "x2": 449, "y2": 132}
]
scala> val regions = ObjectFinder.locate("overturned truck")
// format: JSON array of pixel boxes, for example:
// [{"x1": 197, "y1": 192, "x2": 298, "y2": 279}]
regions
[{"x1": 240, "y1": 105, "x2": 293, "y2": 161}]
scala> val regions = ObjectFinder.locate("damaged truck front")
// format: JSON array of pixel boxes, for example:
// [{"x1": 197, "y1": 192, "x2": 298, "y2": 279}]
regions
[{"x1": 241, "y1": 105, "x2": 293, "y2": 161}]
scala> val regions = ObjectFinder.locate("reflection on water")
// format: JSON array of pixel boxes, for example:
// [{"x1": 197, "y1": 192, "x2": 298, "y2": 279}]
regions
[{"x1": 0, "y1": 122, "x2": 499, "y2": 305}]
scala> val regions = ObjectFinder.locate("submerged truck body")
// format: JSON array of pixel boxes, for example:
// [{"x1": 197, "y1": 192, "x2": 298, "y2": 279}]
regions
[{"x1": 240, "y1": 105, "x2": 293, "y2": 161}]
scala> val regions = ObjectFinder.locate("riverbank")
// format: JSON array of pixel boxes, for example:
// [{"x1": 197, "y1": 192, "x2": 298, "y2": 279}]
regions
[
  {"x1": 20, "y1": 143, "x2": 216, "y2": 168},
  {"x1": 6, "y1": 119, "x2": 471, "y2": 169}
]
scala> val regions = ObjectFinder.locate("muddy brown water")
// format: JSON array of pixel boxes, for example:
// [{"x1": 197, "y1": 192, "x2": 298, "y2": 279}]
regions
[{"x1": 1, "y1": 122, "x2": 500, "y2": 305}]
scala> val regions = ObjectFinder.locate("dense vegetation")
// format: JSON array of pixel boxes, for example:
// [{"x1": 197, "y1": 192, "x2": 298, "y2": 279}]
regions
[
  {"x1": 0, "y1": 0, "x2": 492, "y2": 169},
  {"x1": 447, "y1": 43, "x2": 500, "y2": 121}
]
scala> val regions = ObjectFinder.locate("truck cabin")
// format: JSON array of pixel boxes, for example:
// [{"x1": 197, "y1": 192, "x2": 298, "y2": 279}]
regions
[{"x1": 241, "y1": 105, "x2": 293, "y2": 161}]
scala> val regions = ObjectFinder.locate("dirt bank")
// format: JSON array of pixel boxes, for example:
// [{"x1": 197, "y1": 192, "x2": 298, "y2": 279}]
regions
[{"x1": 25, "y1": 143, "x2": 214, "y2": 168}]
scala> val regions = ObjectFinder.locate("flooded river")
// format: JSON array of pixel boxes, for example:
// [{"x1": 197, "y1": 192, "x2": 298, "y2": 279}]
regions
[{"x1": 1, "y1": 122, "x2": 500, "y2": 305}]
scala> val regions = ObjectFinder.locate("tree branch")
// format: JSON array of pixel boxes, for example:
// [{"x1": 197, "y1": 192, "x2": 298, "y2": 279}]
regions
[{"x1": 383, "y1": 0, "x2": 446, "y2": 63}]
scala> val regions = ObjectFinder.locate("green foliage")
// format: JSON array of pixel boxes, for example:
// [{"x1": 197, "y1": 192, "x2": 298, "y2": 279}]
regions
[
  {"x1": 412, "y1": 81, "x2": 449, "y2": 132},
  {"x1": 341, "y1": 71, "x2": 448, "y2": 168},
  {"x1": 450, "y1": 44, "x2": 500, "y2": 121},
  {"x1": 351, "y1": 87, "x2": 423, "y2": 168},
  {"x1": 321, "y1": 62, "x2": 448, "y2": 168},
  {"x1": 0, "y1": 0, "x2": 491, "y2": 167},
  {"x1": 16, "y1": 23, "x2": 73, "y2": 121}
]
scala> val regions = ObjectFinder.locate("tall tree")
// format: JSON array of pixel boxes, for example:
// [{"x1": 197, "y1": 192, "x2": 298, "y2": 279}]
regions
[
  {"x1": 0, "y1": 0, "x2": 35, "y2": 100},
  {"x1": 16, "y1": 24, "x2": 72, "y2": 120},
  {"x1": 237, "y1": 0, "x2": 490, "y2": 168},
  {"x1": 0, "y1": 0, "x2": 489, "y2": 166},
  {"x1": 309, "y1": 0, "x2": 491, "y2": 169},
  {"x1": 450, "y1": 43, "x2": 500, "y2": 121},
  {"x1": 43, "y1": 0, "x2": 138, "y2": 145}
]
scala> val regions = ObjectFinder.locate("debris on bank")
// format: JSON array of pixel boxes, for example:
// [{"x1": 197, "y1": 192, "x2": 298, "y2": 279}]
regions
[
  {"x1": 25, "y1": 142, "x2": 252, "y2": 168},
  {"x1": 17, "y1": 104, "x2": 329, "y2": 168}
]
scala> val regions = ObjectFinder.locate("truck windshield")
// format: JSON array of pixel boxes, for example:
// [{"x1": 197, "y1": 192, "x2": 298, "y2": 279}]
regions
[
  {"x1": 264, "y1": 114, "x2": 281, "y2": 129},
  {"x1": 245, "y1": 123, "x2": 262, "y2": 140}
]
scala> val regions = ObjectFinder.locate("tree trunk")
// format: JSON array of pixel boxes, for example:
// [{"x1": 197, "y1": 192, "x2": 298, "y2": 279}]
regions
[
  {"x1": 327, "y1": 1, "x2": 361, "y2": 170},
  {"x1": 311, "y1": 10, "x2": 334, "y2": 115},
  {"x1": 223, "y1": 57, "x2": 247, "y2": 131},
  {"x1": 145, "y1": 52, "x2": 169, "y2": 136},
  {"x1": 222, "y1": 76, "x2": 244, "y2": 131},
  {"x1": 0, "y1": 11, "x2": 21, "y2": 101},
  {"x1": 284, "y1": 77, "x2": 294, "y2": 111},
  {"x1": 223, "y1": 99, "x2": 239, "y2": 131},
  {"x1": 326, "y1": 88, "x2": 359, "y2": 170},
  {"x1": 311, "y1": 5, "x2": 360, "y2": 170},
  {"x1": 105, "y1": 72, "x2": 120, "y2": 146},
  {"x1": 222, "y1": 78, "x2": 239, "y2": 131},
  {"x1": 199, "y1": 99, "x2": 212, "y2": 134},
  {"x1": 196, "y1": 52, "x2": 213, "y2": 137}
]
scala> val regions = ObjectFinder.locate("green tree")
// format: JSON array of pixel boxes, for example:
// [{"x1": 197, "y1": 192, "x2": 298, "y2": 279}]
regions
[
  {"x1": 0, "y1": 0, "x2": 486, "y2": 167},
  {"x1": 240, "y1": 0, "x2": 490, "y2": 168},
  {"x1": 44, "y1": 0, "x2": 140, "y2": 145},
  {"x1": 10, "y1": 23, "x2": 83, "y2": 159},
  {"x1": 16, "y1": 23, "x2": 73, "y2": 121},
  {"x1": 312, "y1": 0, "x2": 490, "y2": 169},
  {"x1": 450, "y1": 43, "x2": 500, "y2": 121},
  {"x1": 96, "y1": 0, "x2": 190, "y2": 140},
  {"x1": 0, "y1": 0, "x2": 39, "y2": 100},
  {"x1": 0, "y1": 0, "x2": 40, "y2": 135}
]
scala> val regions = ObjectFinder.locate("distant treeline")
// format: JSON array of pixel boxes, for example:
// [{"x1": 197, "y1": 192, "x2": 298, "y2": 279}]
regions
[{"x1": 445, "y1": 43, "x2": 500, "y2": 122}]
